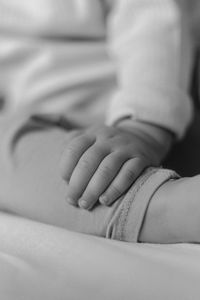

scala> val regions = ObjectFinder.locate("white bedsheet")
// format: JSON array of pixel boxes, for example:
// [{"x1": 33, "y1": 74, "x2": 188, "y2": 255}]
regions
[{"x1": 0, "y1": 212, "x2": 200, "y2": 300}]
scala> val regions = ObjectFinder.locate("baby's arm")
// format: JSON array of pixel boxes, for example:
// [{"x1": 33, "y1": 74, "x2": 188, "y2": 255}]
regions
[
  {"x1": 106, "y1": 0, "x2": 193, "y2": 138},
  {"x1": 60, "y1": 120, "x2": 173, "y2": 210},
  {"x1": 60, "y1": 0, "x2": 194, "y2": 210}
]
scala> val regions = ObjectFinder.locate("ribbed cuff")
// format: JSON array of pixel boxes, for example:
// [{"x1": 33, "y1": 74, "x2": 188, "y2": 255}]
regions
[{"x1": 106, "y1": 167, "x2": 179, "y2": 242}]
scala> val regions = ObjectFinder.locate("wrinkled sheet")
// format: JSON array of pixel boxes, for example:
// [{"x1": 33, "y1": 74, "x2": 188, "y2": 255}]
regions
[{"x1": 0, "y1": 212, "x2": 200, "y2": 300}]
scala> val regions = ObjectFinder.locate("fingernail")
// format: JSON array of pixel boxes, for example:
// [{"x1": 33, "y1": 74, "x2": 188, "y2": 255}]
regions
[
  {"x1": 79, "y1": 199, "x2": 89, "y2": 209},
  {"x1": 66, "y1": 197, "x2": 77, "y2": 206},
  {"x1": 99, "y1": 195, "x2": 108, "y2": 205}
]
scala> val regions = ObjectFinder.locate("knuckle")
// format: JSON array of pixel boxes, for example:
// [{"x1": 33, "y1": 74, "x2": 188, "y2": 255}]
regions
[
  {"x1": 134, "y1": 156, "x2": 150, "y2": 169},
  {"x1": 114, "y1": 151, "x2": 129, "y2": 162},
  {"x1": 81, "y1": 134, "x2": 94, "y2": 144},
  {"x1": 93, "y1": 142, "x2": 110, "y2": 155},
  {"x1": 109, "y1": 185, "x2": 121, "y2": 198},
  {"x1": 99, "y1": 165, "x2": 112, "y2": 180},
  {"x1": 97, "y1": 126, "x2": 116, "y2": 139},
  {"x1": 79, "y1": 158, "x2": 92, "y2": 172},
  {"x1": 125, "y1": 168, "x2": 137, "y2": 182},
  {"x1": 103, "y1": 128, "x2": 115, "y2": 138}
]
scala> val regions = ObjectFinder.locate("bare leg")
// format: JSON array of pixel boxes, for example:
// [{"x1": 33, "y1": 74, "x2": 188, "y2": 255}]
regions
[
  {"x1": 140, "y1": 176, "x2": 200, "y2": 243},
  {"x1": 0, "y1": 112, "x2": 198, "y2": 244}
]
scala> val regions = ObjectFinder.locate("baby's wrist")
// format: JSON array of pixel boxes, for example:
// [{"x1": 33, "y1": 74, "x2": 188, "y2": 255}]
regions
[{"x1": 114, "y1": 118, "x2": 175, "y2": 161}]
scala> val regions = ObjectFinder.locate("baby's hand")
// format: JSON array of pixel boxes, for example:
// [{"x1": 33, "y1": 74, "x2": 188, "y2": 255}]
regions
[{"x1": 60, "y1": 124, "x2": 170, "y2": 210}]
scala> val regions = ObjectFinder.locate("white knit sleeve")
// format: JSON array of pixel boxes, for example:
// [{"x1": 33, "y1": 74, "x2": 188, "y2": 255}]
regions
[{"x1": 106, "y1": 0, "x2": 193, "y2": 139}]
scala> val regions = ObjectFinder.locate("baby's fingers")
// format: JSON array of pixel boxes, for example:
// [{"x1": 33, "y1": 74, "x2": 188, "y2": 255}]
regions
[
  {"x1": 78, "y1": 152, "x2": 127, "y2": 209},
  {"x1": 67, "y1": 143, "x2": 110, "y2": 204},
  {"x1": 60, "y1": 134, "x2": 96, "y2": 182},
  {"x1": 99, "y1": 157, "x2": 149, "y2": 206}
]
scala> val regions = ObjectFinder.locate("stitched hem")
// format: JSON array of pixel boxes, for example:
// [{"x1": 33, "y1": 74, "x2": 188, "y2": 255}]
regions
[{"x1": 106, "y1": 167, "x2": 179, "y2": 242}]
